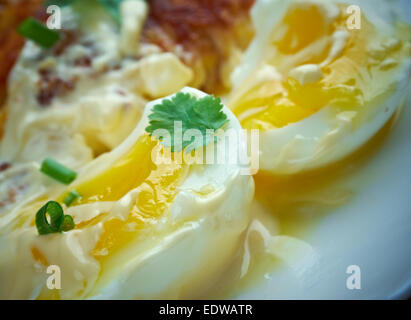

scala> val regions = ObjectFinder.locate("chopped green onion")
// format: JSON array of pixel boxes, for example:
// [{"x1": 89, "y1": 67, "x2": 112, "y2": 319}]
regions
[
  {"x1": 63, "y1": 190, "x2": 81, "y2": 207},
  {"x1": 17, "y1": 18, "x2": 60, "y2": 48},
  {"x1": 35, "y1": 201, "x2": 75, "y2": 235},
  {"x1": 60, "y1": 214, "x2": 75, "y2": 232},
  {"x1": 40, "y1": 158, "x2": 77, "y2": 185},
  {"x1": 98, "y1": 0, "x2": 124, "y2": 24},
  {"x1": 36, "y1": 201, "x2": 63, "y2": 235}
]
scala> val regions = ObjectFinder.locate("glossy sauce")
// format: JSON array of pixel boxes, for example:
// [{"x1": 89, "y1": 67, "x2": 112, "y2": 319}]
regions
[{"x1": 204, "y1": 112, "x2": 398, "y2": 299}]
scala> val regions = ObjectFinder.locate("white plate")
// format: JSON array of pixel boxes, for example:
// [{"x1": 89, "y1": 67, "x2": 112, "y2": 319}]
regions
[
  {"x1": 236, "y1": 80, "x2": 411, "y2": 301},
  {"x1": 235, "y1": 1, "x2": 411, "y2": 300}
]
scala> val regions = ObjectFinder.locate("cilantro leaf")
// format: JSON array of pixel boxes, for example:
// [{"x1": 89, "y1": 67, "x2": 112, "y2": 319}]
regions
[
  {"x1": 98, "y1": 0, "x2": 147, "y2": 24},
  {"x1": 146, "y1": 92, "x2": 229, "y2": 152},
  {"x1": 97, "y1": 0, "x2": 125, "y2": 24},
  {"x1": 100, "y1": 0, "x2": 148, "y2": 24}
]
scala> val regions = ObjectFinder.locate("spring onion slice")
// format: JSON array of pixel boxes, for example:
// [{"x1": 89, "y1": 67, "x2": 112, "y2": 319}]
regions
[
  {"x1": 40, "y1": 158, "x2": 77, "y2": 185},
  {"x1": 63, "y1": 190, "x2": 81, "y2": 207},
  {"x1": 36, "y1": 201, "x2": 75, "y2": 235},
  {"x1": 17, "y1": 18, "x2": 60, "y2": 48},
  {"x1": 60, "y1": 215, "x2": 75, "y2": 232}
]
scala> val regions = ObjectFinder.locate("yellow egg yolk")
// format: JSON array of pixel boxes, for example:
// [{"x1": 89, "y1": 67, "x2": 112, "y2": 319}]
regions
[
  {"x1": 274, "y1": 4, "x2": 334, "y2": 56},
  {"x1": 61, "y1": 134, "x2": 188, "y2": 267}
]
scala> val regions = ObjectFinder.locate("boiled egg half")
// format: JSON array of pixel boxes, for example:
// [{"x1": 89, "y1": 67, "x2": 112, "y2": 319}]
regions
[{"x1": 229, "y1": 0, "x2": 411, "y2": 174}]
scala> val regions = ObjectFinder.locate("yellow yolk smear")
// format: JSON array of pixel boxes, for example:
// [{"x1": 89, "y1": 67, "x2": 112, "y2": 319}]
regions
[
  {"x1": 59, "y1": 134, "x2": 188, "y2": 294},
  {"x1": 218, "y1": 0, "x2": 410, "y2": 294},
  {"x1": 230, "y1": 3, "x2": 408, "y2": 130}
]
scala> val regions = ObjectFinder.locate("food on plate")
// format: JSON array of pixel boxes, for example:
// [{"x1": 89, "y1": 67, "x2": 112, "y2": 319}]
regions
[
  {"x1": 0, "y1": 0, "x2": 410, "y2": 300},
  {"x1": 229, "y1": 0, "x2": 411, "y2": 174},
  {"x1": 0, "y1": 87, "x2": 254, "y2": 299}
]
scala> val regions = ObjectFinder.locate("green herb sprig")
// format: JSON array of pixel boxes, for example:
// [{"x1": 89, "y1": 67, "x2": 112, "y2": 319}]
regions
[
  {"x1": 17, "y1": 18, "x2": 60, "y2": 48},
  {"x1": 146, "y1": 92, "x2": 229, "y2": 152},
  {"x1": 98, "y1": 0, "x2": 147, "y2": 24},
  {"x1": 98, "y1": 0, "x2": 125, "y2": 24},
  {"x1": 63, "y1": 190, "x2": 81, "y2": 207}
]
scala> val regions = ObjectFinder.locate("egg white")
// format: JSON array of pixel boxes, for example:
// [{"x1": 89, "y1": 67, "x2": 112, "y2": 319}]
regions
[
  {"x1": 0, "y1": 2, "x2": 192, "y2": 170},
  {"x1": 258, "y1": 62, "x2": 411, "y2": 174}
]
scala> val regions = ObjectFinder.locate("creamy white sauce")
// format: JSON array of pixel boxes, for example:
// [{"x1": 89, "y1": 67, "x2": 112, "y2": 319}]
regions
[
  {"x1": 0, "y1": 87, "x2": 254, "y2": 299},
  {"x1": 0, "y1": 0, "x2": 410, "y2": 300},
  {"x1": 0, "y1": 3, "x2": 193, "y2": 168}
]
